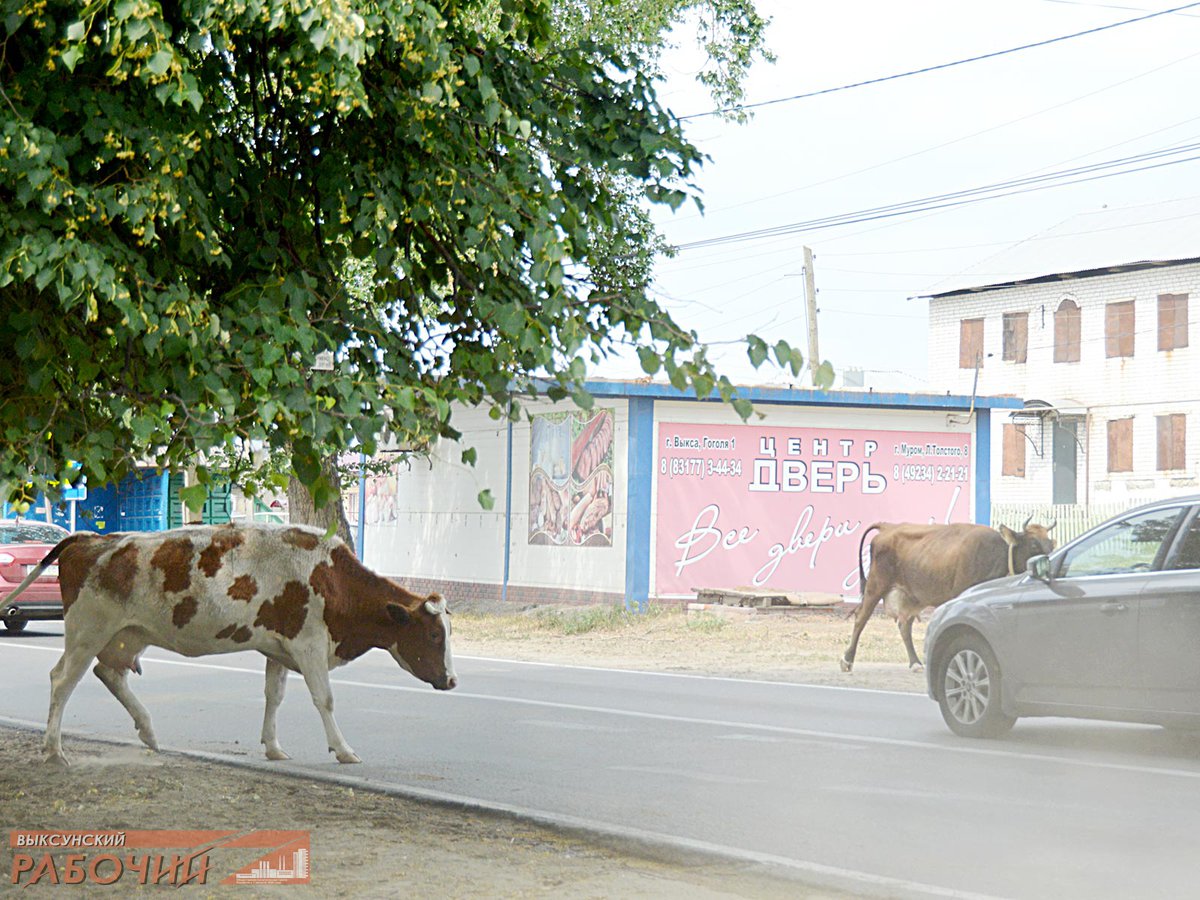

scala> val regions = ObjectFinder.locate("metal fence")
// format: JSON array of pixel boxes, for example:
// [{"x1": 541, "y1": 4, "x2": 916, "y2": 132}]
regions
[{"x1": 991, "y1": 503, "x2": 1129, "y2": 545}]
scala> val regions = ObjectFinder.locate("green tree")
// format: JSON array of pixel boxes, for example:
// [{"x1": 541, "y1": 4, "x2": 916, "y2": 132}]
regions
[{"x1": 0, "y1": 0, "x2": 809, "y2": 514}]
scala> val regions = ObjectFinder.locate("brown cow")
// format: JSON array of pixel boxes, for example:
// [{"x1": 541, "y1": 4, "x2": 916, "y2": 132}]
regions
[
  {"x1": 0, "y1": 523, "x2": 456, "y2": 766},
  {"x1": 841, "y1": 518, "x2": 1055, "y2": 673}
]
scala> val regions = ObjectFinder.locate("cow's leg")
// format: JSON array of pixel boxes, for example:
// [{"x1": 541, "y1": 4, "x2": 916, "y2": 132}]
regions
[
  {"x1": 261, "y1": 658, "x2": 291, "y2": 761},
  {"x1": 293, "y1": 651, "x2": 360, "y2": 764},
  {"x1": 842, "y1": 581, "x2": 885, "y2": 673},
  {"x1": 93, "y1": 662, "x2": 159, "y2": 751},
  {"x1": 898, "y1": 614, "x2": 923, "y2": 671},
  {"x1": 45, "y1": 630, "x2": 113, "y2": 766}
]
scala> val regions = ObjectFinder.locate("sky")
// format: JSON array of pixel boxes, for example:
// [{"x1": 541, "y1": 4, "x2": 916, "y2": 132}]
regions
[{"x1": 614, "y1": 0, "x2": 1200, "y2": 392}]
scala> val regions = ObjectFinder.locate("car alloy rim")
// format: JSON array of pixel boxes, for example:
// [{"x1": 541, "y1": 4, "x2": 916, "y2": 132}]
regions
[{"x1": 944, "y1": 649, "x2": 991, "y2": 725}]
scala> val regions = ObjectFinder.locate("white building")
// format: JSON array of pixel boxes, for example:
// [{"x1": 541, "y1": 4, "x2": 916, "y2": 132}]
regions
[{"x1": 923, "y1": 196, "x2": 1200, "y2": 529}]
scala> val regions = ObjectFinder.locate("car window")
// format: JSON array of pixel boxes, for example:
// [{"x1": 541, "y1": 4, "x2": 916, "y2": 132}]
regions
[
  {"x1": 0, "y1": 522, "x2": 69, "y2": 544},
  {"x1": 1167, "y1": 512, "x2": 1200, "y2": 570},
  {"x1": 1058, "y1": 507, "x2": 1184, "y2": 578}
]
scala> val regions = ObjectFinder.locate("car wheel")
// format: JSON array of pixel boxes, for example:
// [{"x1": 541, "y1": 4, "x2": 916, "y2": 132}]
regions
[
  {"x1": 2, "y1": 617, "x2": 28, "y2": 634},
  {"x1": 936, "y1": 634, "x2": 1015, "y2": 739}
]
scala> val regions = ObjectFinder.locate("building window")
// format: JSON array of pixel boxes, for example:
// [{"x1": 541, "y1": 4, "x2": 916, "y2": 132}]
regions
[
  {"x1": 1158, "y1": 293, "x2": 1189, "y2": 351},
  {"x1": 1104, "y1": 300, "x2": 1135, "y2": 358},
  {"x1": 1002, "y1": 424, "x2": 1026, "y2": 477},
  {"x1": 1002, "y1": 312, "x2": 1028, "y2": 363},
  {"x1": 1107, "y1": 418, "x2": 1133, "y2": 473},
  {"x1": 1054, "y1": 299, "x2": 1081, "y2": 363},
  {"x1": 1157, "y1": 413, "x2": 1186, "y2": 471},
  {"x1": 959, "y1": 318, "x2": 984, "y2": 369}
]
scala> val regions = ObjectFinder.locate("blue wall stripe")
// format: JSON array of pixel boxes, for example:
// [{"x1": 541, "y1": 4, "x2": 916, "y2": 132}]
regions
[
  {"x1": 578, "y1": 379, "x2": 1022, "y2": 411},
  {"x1": 503, "y1": 413, "x2": 514, "y2": 602},
  {"x1": 975, "y1": 409, "x2": 992, "y2": 526},
  {"x1": 624, "y1": 397, "x2": 655, "y2": 611}
]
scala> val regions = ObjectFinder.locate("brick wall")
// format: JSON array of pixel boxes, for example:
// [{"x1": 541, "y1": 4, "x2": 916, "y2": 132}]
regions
[{"x1": 396, "y1": 575, "x2": 625, "y2": 607}]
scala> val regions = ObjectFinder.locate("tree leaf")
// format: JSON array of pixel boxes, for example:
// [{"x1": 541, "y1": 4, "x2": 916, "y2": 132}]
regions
[
  {"x1": 179, "y1": 483, "x2": 208, "y2": 514},
  {"x1": 637, "y1": 346, "x2": 661, "y2": 375},
  {"x1": 746, "y1": 335, "x2": 768, "y2": 368},
  {"x1": 145, "y1": 49, "x2": 173, "y2": 76}
]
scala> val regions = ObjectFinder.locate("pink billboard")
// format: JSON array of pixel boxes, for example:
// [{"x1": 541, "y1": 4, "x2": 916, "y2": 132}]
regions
[{"x1": 654, "y1": 422, "x2": 973, "y2": 597}]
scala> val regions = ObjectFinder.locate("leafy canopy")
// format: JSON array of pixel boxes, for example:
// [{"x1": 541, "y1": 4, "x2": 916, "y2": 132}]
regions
[{"x1": 0, "y1": 0, "x2": 820, "y2": 508}]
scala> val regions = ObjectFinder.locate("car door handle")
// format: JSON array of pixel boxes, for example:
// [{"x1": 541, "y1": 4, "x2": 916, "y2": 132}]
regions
[{"x1": 1100, "y1": 602, "x2": 1130, "y2": 615}]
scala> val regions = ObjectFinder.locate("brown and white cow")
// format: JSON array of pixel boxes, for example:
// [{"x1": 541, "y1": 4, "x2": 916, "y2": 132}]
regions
[
  {"x1": 841, "y1": 517, "x2": 1055, "y2": 673},
  {"x1": 0, "y1": 523, "x2": 456, "y2": 766}
]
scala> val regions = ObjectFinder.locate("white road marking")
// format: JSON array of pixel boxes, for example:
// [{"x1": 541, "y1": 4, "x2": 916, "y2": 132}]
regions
[
  {"x1": 456, "y1": 653, "x2": 927, "y2": 696},
  {"x1": 521, "y1": 719, "x2": 620, "y2": 733},
  {"x1": 717, "y1": 733, "x2": 869, "y2": 750},
  {"x1": 609, "y1": 764, "x2": 763, "y2": 786},
  {"x1": 4, "y1": 641, "x2": 1200, "y2": 781}
]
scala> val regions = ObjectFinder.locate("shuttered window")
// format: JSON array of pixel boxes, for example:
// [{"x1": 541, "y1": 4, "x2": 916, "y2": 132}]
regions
[
  {"x1": 959, "y1": 318, "x2": 984, "y2": 369},
  {"x1": 1002, "y1": 424, "x2": 1026, "y2": 477},
  {"x1": 1002, "y1": 312, "x2": 1028, "y2": 363},
  {"x1": 1055, "y1": 299, "x2": 1081, "y2": 363},
  {"x1": 1105, "y1": 300, "x2": 1135, "y2": 358},
  {"x1": 1157, "y1": 414, "x2": 1186, "y2": 470},
  {"x1": 1158, "y1": 294, "x2": 1189, "y2": 351},
  {"x1": 1107, "y1": 418, "x2": 1133, "y2": 473}
]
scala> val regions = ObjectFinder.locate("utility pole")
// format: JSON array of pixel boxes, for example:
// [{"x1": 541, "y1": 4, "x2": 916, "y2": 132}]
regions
[{"x1": 802, "y1": 246, "x2": 820, "y2": 385}]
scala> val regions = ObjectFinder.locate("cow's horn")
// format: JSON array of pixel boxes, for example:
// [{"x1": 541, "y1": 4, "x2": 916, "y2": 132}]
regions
[
  {"x1": 1046, "y1": 518, "x2": 1057, "y2": 532},
  {"x1": 424, "y1": 599, "x2": 445, "y2": 615},
  {"x1": 1021, "y1": 515, "x2": 1033, "y2": 531}
]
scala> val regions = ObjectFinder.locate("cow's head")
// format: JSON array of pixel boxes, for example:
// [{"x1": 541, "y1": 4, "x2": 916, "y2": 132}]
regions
[
  {"x1": 998, "y1": 516, "x2": 1057, "y2": 573},
  {"x1": 385, "y1": 593, "x2": 457, "y2": 691}
]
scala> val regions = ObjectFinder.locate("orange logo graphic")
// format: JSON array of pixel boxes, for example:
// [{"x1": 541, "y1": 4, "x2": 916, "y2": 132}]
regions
[{"x1": 9, "y1": 829, "x2": 311, "y2": 887}]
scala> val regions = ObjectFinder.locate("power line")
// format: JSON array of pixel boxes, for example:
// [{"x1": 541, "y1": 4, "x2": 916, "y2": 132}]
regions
[
  {"x1": 675, "y1": 141, "x2": 1200, "y2": 251},
  {"x1": 670, "y1": 48, "x2": 1200, "y2": 228},
  {"x1": 679, "y1": 1, "x2": 1200, "y2": 121},
  {"x1": 1042, "y1": 0, "x2": 1200, "y2": 16}
]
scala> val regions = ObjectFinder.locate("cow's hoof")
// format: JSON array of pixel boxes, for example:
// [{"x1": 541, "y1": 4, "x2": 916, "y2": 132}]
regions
[
  {"x1": 137, "y1": 727, "x2": 159, "y2": 751},
  {"x1": 335, "y1": 750, "x2": 362, "y2": 764},
  {"x1": 909, "y1": 662, "x2": 925, "y2": 673},
  {"x1": 265, "y1": 747, "x2": 291, "y2": 761},
  {"x1": 839, "y1": 658, "x2": 853, "y2": 673}
]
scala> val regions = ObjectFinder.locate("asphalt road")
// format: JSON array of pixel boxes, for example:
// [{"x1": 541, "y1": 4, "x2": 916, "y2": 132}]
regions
[{"x1": 4, "y1": 623, "x2": 1200, "y2": 899}]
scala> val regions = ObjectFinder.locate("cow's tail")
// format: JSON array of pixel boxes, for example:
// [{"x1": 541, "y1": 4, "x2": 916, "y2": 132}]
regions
[
  {"x1": 0, "y1": 536, "x2": 74, "y2": 615},
  {"x1": 849, "y1": 525, "x2": 888, "y2": 619},
  {"x1": 857, "y1": 523, "x2": 885, "y2": 596}
]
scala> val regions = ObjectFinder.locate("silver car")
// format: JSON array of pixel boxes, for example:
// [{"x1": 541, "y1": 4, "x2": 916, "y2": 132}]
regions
[{"x1": 926, "y1": 496, "x2": 1200, "y2": 738}]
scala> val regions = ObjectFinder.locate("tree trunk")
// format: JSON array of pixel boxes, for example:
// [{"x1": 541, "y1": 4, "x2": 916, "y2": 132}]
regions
[{"x1": 287, "y1": 454, "x2": 355, "y2": 549}]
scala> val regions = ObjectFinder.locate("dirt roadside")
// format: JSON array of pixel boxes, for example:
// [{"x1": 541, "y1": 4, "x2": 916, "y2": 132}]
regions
[{"x1": 0, "y1": 606, "x2": 923, "y2": 898}]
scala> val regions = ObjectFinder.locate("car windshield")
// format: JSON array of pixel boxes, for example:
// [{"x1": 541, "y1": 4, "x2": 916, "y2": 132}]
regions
[{"x1": 0, "y1": 522, "x2": 69, "y2": 545}]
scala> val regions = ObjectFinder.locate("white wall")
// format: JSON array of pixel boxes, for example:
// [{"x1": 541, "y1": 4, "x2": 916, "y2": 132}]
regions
[
  {"x1": 362, "y1": 399, "x2": 630, "y2": 597},
  {"x1": 929, "y1": 262, "x2": 1200, "y2": 507},
  {"x1": 363, "y1": 406, "x2": 509, "y2": 585}
]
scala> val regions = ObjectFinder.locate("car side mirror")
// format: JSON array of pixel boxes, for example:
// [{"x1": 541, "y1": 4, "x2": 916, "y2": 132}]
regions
[{"x1": 1026, "y1": 554, "x2": 1051, "y2": 582}]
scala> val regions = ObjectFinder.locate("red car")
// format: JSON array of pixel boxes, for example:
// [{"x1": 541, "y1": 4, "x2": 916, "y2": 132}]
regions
[{"x1": 0, "y1": 520, "x2": 68, "y2": 633}]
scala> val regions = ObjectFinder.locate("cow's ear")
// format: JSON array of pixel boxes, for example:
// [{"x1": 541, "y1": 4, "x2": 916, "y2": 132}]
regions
[
  {"x1": 997, "y1": 524, "x2": 1017, "y2": 544},
  {"x1": 386, "y1": 603, "x2": 411, "y2": 625}
]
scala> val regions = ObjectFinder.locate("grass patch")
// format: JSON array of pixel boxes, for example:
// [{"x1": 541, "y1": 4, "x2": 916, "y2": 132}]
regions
[
  {"x1": 533, "y1": 604, "x2": 669, "y2": 636},
  {"x1": 684, "y1": 612, "x2": 728, "y2": 634}
]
